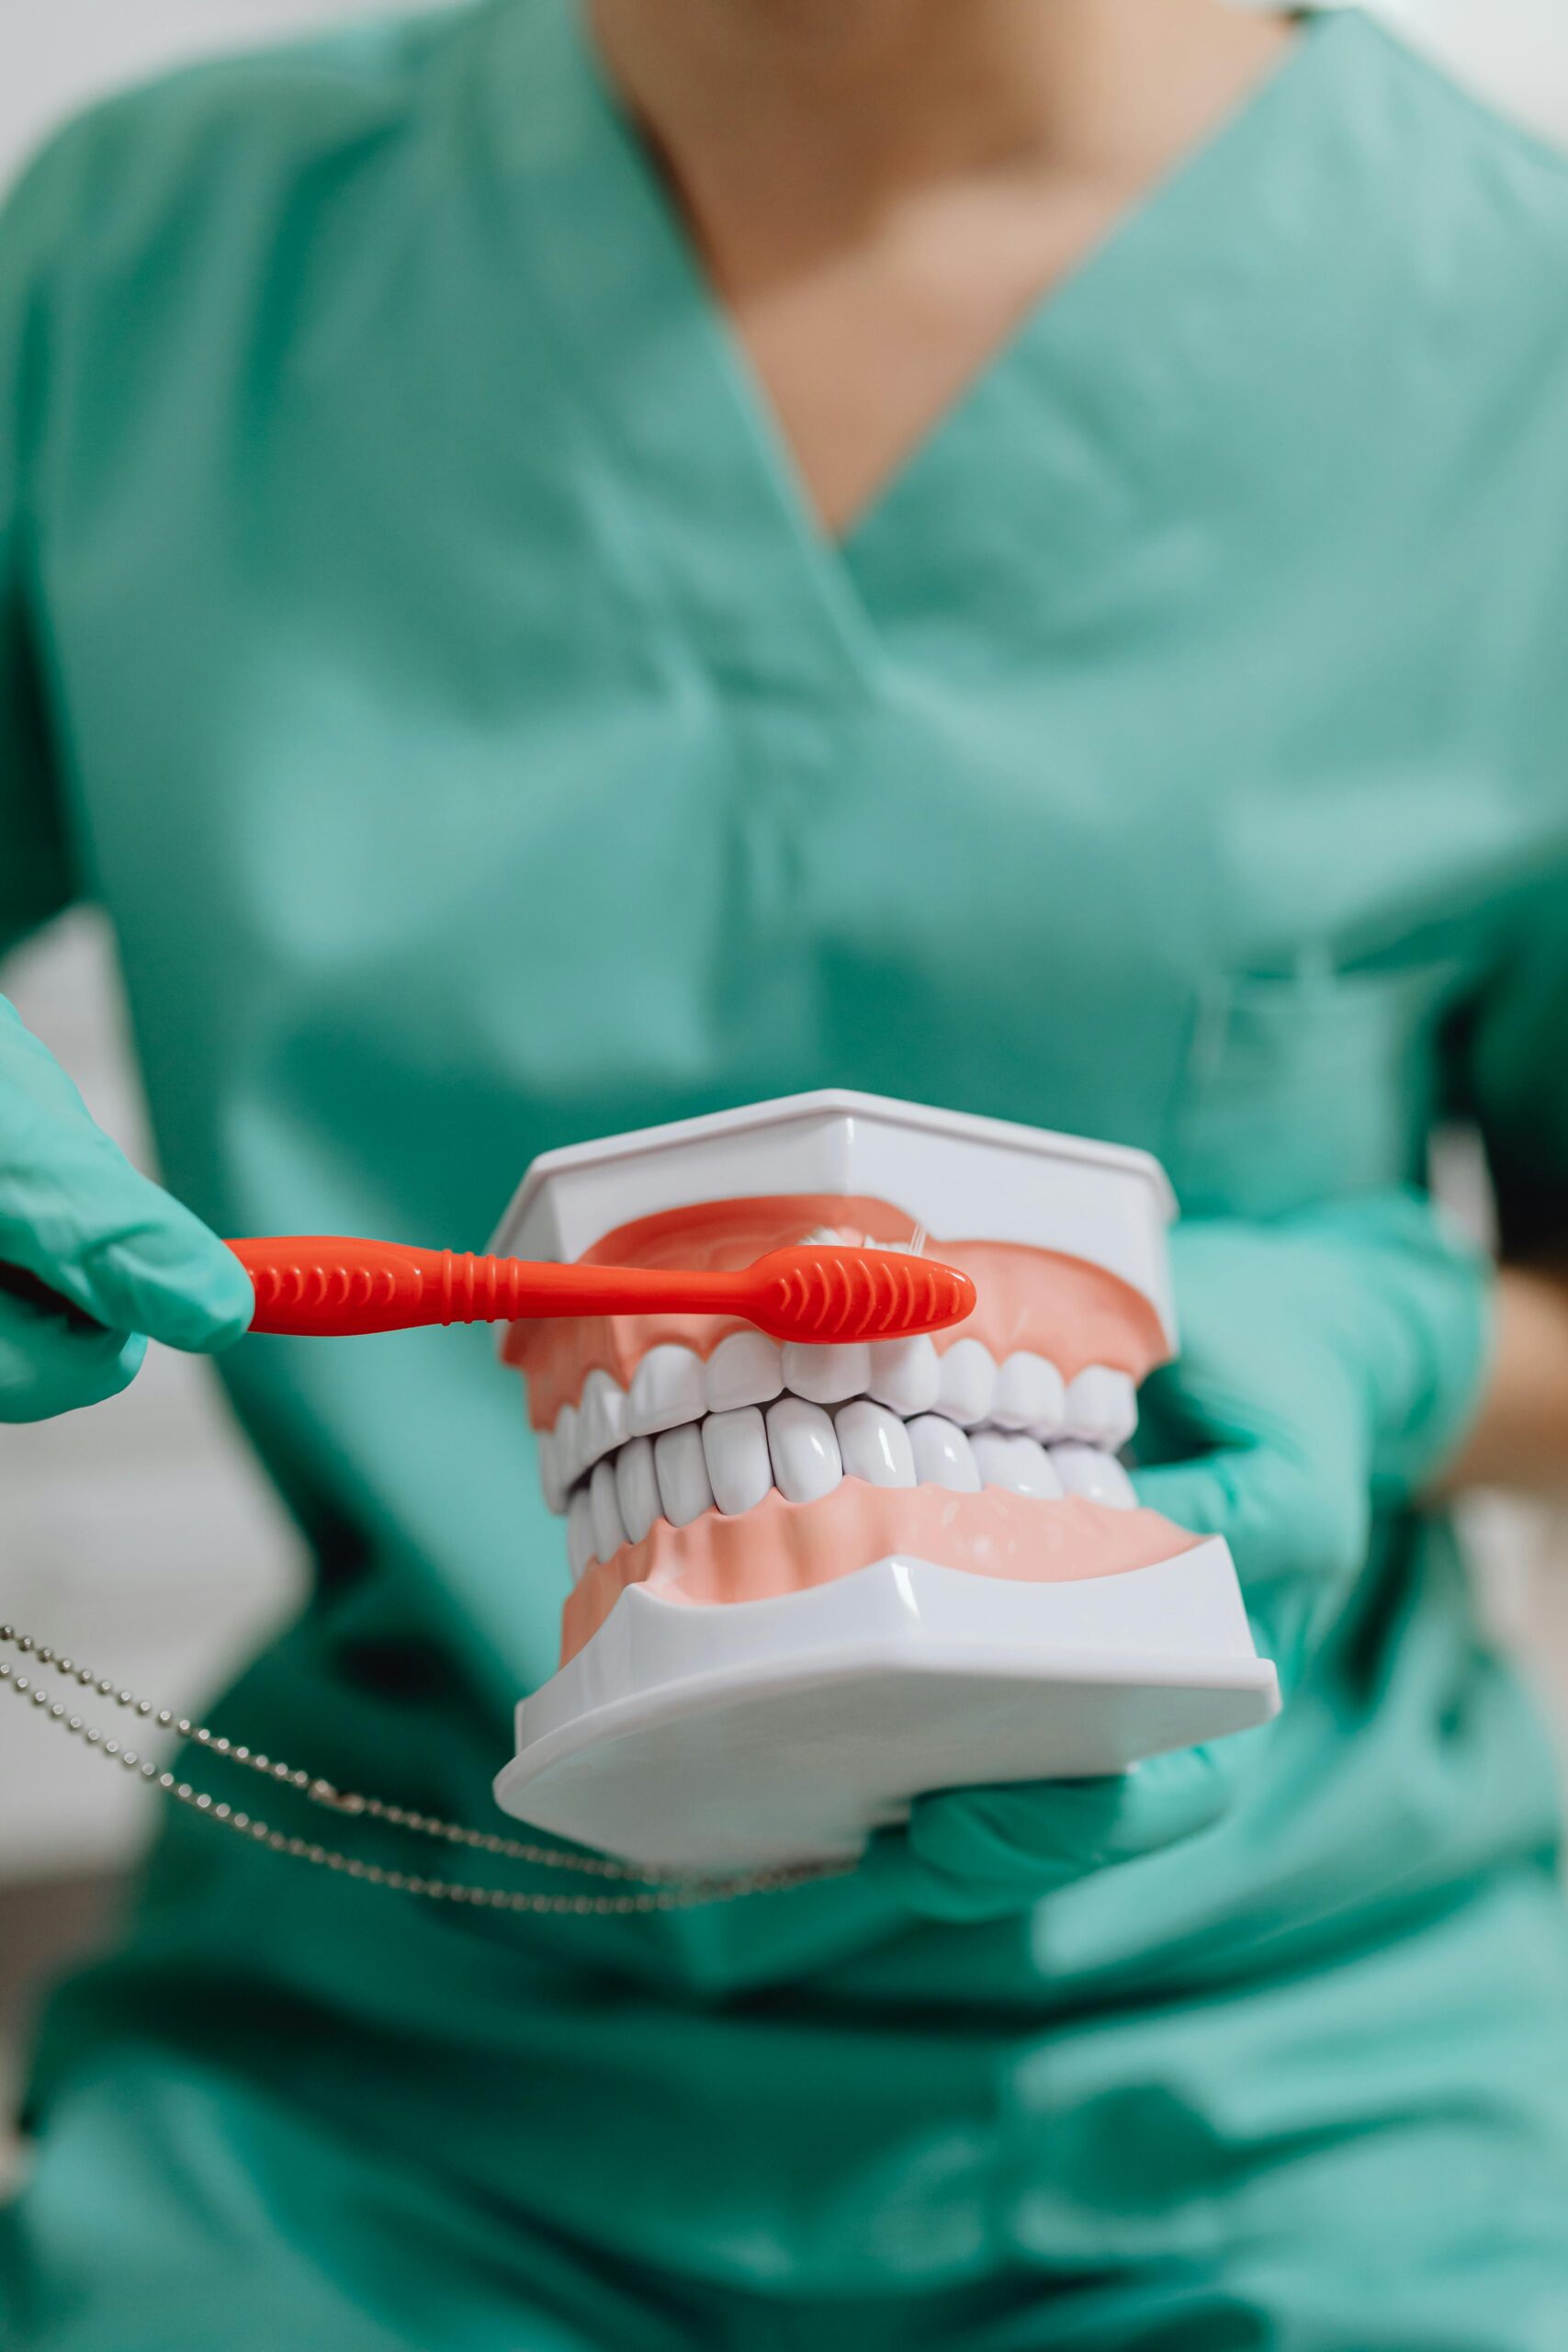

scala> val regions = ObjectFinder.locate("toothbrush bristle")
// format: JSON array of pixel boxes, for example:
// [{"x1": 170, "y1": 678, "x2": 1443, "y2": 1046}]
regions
[{"x1": 758, "y1": 1247, "x2": 974, "y2": 1342}]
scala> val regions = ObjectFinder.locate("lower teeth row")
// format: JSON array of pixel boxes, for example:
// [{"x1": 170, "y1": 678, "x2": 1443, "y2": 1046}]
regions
[{"x1": 562, "y1": 1402, "x2": 1134, "y2": 1581}]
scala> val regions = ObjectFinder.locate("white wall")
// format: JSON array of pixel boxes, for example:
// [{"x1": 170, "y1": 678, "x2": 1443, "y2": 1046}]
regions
[
  {"x1": 1374, "y1": 0, "x2": 1568, "y2": 141},
  {"x1": 2, "y1": 1, "x2": 1567, "y2": 1885},
  {"x1": 2, "y1": 0, "x2": 409, "y2": 179}
]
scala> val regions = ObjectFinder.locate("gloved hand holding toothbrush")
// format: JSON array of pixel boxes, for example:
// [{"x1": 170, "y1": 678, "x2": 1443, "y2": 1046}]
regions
[
  {"x1": 894, "y1": 1187, "x2": 1493, "y2": 1923},
  {"x1": 0, "y1": 993, "x2": 254, "y2": 1420}
]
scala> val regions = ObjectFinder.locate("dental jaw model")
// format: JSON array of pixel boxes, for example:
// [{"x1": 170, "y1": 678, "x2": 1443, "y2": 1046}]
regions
[{"x1": 492, "y1": 1093, "x2": 1280, "y2": 1872}]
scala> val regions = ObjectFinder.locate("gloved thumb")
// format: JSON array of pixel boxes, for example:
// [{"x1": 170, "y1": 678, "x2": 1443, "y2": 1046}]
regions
[
  {"x1": 2, "y1": 1003, "x2": 254, "y2": 1353},
  {"x1": 1133, "y1": 1449, "x2": 1360, "y2": 1693},
  {"x1": 1134, "y1": 1439, "x2": 1370, "y2": 1595},
  {"x1": 894, "y1": 1745, "x2": 1231, "y2": 1924}
]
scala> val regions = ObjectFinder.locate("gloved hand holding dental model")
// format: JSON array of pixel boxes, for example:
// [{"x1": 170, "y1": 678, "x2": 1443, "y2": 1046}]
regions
[
  {"x1": 897, "y1": 1187, "x2": 1494, "y2": 1924},
  {"x1": 0, "y1": 996, "x2": 254, "y2": 1420},
  {"x1": 1135, "y1": 1193, "x2": 1493, "y2": 1672}
]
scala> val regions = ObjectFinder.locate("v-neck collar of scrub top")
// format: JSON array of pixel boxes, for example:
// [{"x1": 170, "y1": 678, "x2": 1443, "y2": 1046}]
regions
[{"x1": 475, "y1": 0, "x2": 1345, "y2": 707}]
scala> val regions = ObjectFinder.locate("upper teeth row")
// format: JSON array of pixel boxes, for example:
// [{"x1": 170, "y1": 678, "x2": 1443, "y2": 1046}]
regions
[
  {"x1": 560, "y1": 1406, "x2": 1140, "y2": 1584},
  {"x1": 536, "y1": 1336, "x2": 1136, "y2": 1514}
]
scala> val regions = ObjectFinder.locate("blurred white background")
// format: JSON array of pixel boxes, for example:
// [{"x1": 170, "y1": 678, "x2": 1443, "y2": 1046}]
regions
[{"x1": 1, "y1": 0, "x2": 1567, "y2": 1897}]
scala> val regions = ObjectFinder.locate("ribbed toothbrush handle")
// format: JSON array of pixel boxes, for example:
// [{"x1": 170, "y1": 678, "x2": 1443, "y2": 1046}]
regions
[
  {"x1": 230, "y1": 1242, "x2": 745, "y2": 1334},
  {"x1": 232, "y1": 1240, "x2": 543, "y2": 1335}
]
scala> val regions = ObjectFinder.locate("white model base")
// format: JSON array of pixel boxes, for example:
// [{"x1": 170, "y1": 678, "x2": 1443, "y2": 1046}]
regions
[{"x1": 494, "y1": 1544, "x2": 1280, "y2": 1873}]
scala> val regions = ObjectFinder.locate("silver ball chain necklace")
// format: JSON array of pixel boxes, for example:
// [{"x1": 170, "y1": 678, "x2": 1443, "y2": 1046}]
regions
[{"x1": 0, "y1": 1622, "x2": 847, "y2": 1915}]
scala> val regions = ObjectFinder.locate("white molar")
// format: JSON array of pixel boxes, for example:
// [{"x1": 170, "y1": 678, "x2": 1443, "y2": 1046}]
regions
[
  {"x1": 1064, "y1": 1366, "x2": 1138, "y2": 1448},
  {"x1": 703, "y1": 1407, "x2": 773, "y2": 1517},
  {"x1": 865, "y1": 1334, "x2": 940, "y2": 1417},
  {"x1": 934, "y1": 1339, "x2": 996, "y2": 1429},
  {"x1": 1052, "y1": 1441, "x2": 1137, "y2": 1510},
  {"x1": 654, "y1": 1422, "x2": 715, "y2": 1528},
  {"x1": 536, "y1": 1427, "x2": 566, "y2": 1517},
  {"x1": 907, "y1": 1414, "x2": 982, "y2": 1493},
  {"x1": 615, "y1": 1434, "x2": 662, "y2": 1545},
  {"x1": 834, "y1": 1398, "x2": 917, "y2": 1488},
  {"x1": 566, "y1": 1487, "x2": 595, "y2": 1582},
  {"x1": 706, "y1": 1330, "x2": 784, "y2": 1413},
  {"x1": 589, "y1": 1456, "x2": 626, "y2": 1562},
  {"x1": 991, "y1": 1351, "x2": 1067, "y2": 1438},
  {"x1": 629, "y1": 1343, "x2": 708, "y2": 1438},
  {"x1": 782, "y1": 1340, "x2": 871, "y2": 1406},
  {"x1": 554, "y1": 1400, "x2": 582, "y2": 1491},
  {"x1": 579, "y1": 1369, "x2": 628, "y2": 1466},
  {"x1": 971, "y1": 1430, "x2": 1065, "y2": 1498},
  {"x1": 766, "y1": 1396, "x2": 844, "y2": 1504}
]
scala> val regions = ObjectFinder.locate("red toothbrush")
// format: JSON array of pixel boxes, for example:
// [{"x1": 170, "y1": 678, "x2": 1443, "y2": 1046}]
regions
[{"x1": 229, "y1": 1237, "x2": 976, "y2": 1344}]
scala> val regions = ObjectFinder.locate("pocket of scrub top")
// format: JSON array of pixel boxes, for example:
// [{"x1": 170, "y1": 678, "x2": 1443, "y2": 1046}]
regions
[{"x1": 1166, "y1": 959, "x2": 1469, "y2": 1219}]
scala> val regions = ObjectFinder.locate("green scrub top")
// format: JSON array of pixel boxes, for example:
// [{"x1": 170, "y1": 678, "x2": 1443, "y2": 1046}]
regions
[{"x1": 5, "y1": 6, "x2": 1568, "y2": 2345}]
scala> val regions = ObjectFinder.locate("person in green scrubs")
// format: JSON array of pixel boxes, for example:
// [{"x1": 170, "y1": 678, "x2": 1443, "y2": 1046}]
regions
[{"x1": 5, "y1": 0, "x2": 1568, "y2": 2341}]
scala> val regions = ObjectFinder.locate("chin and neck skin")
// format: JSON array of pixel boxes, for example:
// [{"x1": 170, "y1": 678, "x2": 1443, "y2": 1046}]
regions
[
  {"x1": 585, "y1": 0, "x2": 1298, "y2": 218},
  {"x1": 583, "y1": 0, "x2": 1297, "y2": 535}
]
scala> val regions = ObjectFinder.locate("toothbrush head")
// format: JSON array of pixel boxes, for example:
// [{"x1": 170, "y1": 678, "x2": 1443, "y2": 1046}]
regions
[{"x1": 743, "y1": 1245, "x2": 976, "y2": 1345}]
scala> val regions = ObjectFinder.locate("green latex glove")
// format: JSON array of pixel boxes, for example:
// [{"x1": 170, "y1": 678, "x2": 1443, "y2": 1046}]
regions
[
  {"x1": 1132, "y1": 1189, "x2": 1493, "y2": 1679},
  {"x1": 0, "y1": 994, "x2": 254, "y2": 1419},
  {"x1": 895, "y1": 1188, "x2": 1493, "y2": 1924}
]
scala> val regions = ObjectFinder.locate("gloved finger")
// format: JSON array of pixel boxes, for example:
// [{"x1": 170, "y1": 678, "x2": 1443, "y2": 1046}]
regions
[
  {"x1": 1132, "y1": 1445, "x2": 1258, "y2": 1545},
  {"x1": 1134, "y1": 1442, "x2": 1368, "y2": 1591},
  {"x1": 1129, "y1": 1358, "x2": 1245, "y2": 1466},
  {"x1": 896, "y1": 1745, "x2": 1231, "y2": 1925},
  {"x1": 2, "y1": 1096, "x2": 254, "y2": 1354},
  {"x1": 0, "y1": 1289, "x2": 145, "y2": 1422},
  {"x1": 1134, "y1": 1447, "x2": 1364, "y2": 1688}
]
